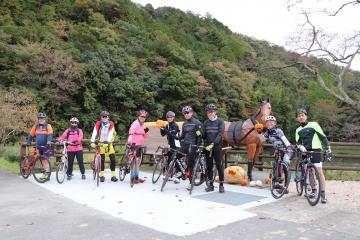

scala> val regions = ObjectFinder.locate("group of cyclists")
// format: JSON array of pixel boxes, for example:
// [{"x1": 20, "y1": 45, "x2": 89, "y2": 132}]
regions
[{"x1": 27, "y1": 104, "x2": 331, "y2": 203}]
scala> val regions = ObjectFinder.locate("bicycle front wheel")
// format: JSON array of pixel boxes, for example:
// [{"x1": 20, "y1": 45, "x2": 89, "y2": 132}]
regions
[
  {"x1": 270, "y1": 162, "x2": 290, "y2": 199},
  {"x1": 305, "y1": 165, "x2": 321, "y2": 206},
  {"x1": 152, "y1": 157, "x2": 165, "y2": 184},
  {"x1": 96, "y1": 156, "x2": 101, "y2": 187},
  {"x1": 130, "y1": 156, "x2": 136, "y2": 188},
  {"x1": 33, "y1": 157, "x2": 51, "y2": 183},
  {"x1": 19, "y1": 155, "x2": 31, "y2": 179},
  {"x1": 193, "y1": 155, "x2": 206, "y2": 187},
  {"x1": 56, "y1": 158, "x2": 67, "y2": 184},
  {"x1": 119, "y1": 164, "x2": 127, "y2": 181},
  {"x1": 294, "y1": 159, "x2": 304, "y2": 196},
  {"x1": 161, "y1": 159, "x2": 175, "y2": 192}
]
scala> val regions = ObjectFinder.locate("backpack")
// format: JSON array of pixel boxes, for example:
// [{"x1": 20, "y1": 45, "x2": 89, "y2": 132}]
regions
[{"x1": 66, "y1": 128, "x2": 80, "y2": 140}]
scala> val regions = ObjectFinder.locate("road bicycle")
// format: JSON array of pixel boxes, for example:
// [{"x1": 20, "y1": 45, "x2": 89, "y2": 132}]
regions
[
  {"x1": 56, "y1": 141, "x2": 77, "y2": 184},
  {"x1": 152, "y1": 146, "x2": 169, "y2": 184},
  {"x1": 119, "y1": 144, "x2": 145, "y2": 187},
  {"x1": 269, "y1": 146, "x2": 291, "y2": 199}
]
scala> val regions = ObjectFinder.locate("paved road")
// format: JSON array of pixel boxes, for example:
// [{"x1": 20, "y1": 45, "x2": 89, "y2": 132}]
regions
[{"x1": 0, "y1": 169, "x2": 359, "y2": 240}]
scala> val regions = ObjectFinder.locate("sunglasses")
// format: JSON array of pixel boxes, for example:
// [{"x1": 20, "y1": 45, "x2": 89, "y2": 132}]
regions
[
  {"x1": 139, "y1": 115, "x2": 147, "y2": 118},
  {"x1": 183, "y1": 112, "x2": 191, "y2": 115},
  {"x1": 70, "y1": 121, "x2": 78, "y2": 124},
  {"x1": 38, "y1": 118, "x2": 46, "y2": 120},
  {"x1": 101, "y1": 116, "x2": 108, "y2": 119}
]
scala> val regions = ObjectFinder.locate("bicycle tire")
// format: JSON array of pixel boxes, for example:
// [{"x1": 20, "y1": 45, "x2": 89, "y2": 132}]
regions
[
  {"x1": 193, "y1": 155, "x2": 206, "y2": 187},
  {"x1": 19, "y1": 155, "x2": 31, "y2": 179},
  {"x1": 56, "y1": 158, "x2": 67, "y2": 184},
  {"x1": 130, "y1": 156, "x2": 136, "y2": 188},
  {"x1": 190, "y1": 156, "x2": 202, "y2": 194},
  {"x1": 96, "y1": 155, "x2": 101, "y2": 187},
  {"x1": 152, "y1": 157, "x2": 164, "y2": 184},
  {"x1": 161, "y1": 159, "x2": 175, "y2": 192},
  {"x1": 305, "y1": 165, "x2": 321, "y2": 206},
  {"x1": 33, "y1": 156, "x2": 51, "y2": 183},
  {"x1": 294, "y1": 159, "x2": 304, "y2": 196},
  {"x1": 119, "y1": 164, "x2": 127, "y2": 181},
  {"x1": 270, "y1": 161, "x2": 289, "y2": 199}
]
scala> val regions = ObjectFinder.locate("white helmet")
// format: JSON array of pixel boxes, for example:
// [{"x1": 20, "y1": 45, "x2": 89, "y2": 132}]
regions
[
  {"x1": 70, "y1": 117, "x2": 79, "y2": 123},
  {"x1": 265, "y1": 115, "x2": 276, "y2": 121}
]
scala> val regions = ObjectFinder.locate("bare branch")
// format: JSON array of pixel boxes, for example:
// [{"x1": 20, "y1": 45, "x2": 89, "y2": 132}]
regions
[{"x1": 327, "y1": 0, "x2": 360, "y2": 16}]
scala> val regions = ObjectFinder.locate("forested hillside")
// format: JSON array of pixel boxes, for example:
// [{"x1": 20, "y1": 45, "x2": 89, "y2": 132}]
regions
[{"x1": 1, "y1": 0, "x2": 359, "y2": 142}]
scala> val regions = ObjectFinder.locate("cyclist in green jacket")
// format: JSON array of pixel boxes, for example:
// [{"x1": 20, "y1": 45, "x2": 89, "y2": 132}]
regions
[{"x1": 295, "y1": 108, "x2": 331, "y2": 204}]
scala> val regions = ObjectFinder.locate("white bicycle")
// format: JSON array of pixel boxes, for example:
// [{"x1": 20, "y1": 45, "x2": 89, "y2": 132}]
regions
[{"x1": 56, "y1": 141, "x2": 75, "y2": 184}]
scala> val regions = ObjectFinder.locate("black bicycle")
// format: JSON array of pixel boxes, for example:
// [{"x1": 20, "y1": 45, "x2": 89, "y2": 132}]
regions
[
  {"x1": 160, "y1": 148, "x2": 187, "y2": 192},
  {"x1": 152, "y1": 146, "x2": 169, "y2": 184},
  {"x1": 294, "y1": 151, "x2": 323, "y2": 206},
  {"x1": 269, "y1": 146, "x2": 291, "y2": 199},
  {"x1": 189, "y1": 145, "x2": 208, "y2": 195}
]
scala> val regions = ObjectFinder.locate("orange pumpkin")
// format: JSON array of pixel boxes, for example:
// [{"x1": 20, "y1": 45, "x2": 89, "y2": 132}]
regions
[
  {"x1": 240, "y1": 178, "x2": 248, "y2": 186},
  {"x1": 264, "y1": 177, "x2": 271, "y2": 184}
]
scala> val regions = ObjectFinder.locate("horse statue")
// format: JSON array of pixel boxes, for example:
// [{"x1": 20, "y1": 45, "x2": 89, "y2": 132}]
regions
[{"x1": 223, "y1": 100, "x2": 272, "y2": 181}]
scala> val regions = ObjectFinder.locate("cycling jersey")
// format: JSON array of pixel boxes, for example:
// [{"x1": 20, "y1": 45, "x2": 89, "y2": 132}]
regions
[
  {"x1": 160, "y1": 121, "x2": 180, "y2": 149},
  {"x1": 262, "y1": 127, "x2": 291, "y2": 149},
  {"x1": 28, "y1": 122, "x2": 53, "y2": 147},
  {"x1": 178, "y1": 117, "x2": 202, "y2": 145},
  {"x1": 58, "y1": 127, "x2": 83, "y2": 152},
  {"x1": 202, "y1": 117, "x2": 225, "y2": 145},
  {"x1": 295, "y1": 122, "x2": 329, "y2": 150},
  {"x1": 127, "y1": 119, "x2": 148, "y2": 146}
]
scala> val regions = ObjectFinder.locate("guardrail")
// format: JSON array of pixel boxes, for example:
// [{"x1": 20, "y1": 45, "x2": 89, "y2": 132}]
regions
[{"x1": 20, "y1": 138, "x2": 360, "y2": 171}]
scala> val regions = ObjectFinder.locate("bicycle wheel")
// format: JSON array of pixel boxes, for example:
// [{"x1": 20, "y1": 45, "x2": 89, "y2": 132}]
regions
[
  {"x1": 270, "y1": 162, "x2": 289, "y2": 199},
  {"x1": 19, "y1": 155, "x2": 31, "y2": 179},
  {"x1": 294, "y1": 159, "x2": 304, "y2": 196},
  {"x1": 193, "y1": 155, "x2": 206, "y2": 187},
  {"x1": 130, "y1": 156, "x2": 136, "y2": 188},
  {"x1": 161, "y1": 159, "x2": 175, "y2": 192},
  {"x1": 96, "y1": 156, "x2": 101, "y2": 187},
  {"x1": 152, "y1": 156, "x2": 165, "y2": 184},
  {"x1": 304, "y1": 165, "x2": 321, "y2": 206},
  {"x1": 56, "y1": 157, "x2": 67, "y2": 184},
  {"x1": 33, "y1": 157, "x2": 51, "y2": 183},
  {"x1": 119, "y1": 164, "x2": 127, "y2": 181}
]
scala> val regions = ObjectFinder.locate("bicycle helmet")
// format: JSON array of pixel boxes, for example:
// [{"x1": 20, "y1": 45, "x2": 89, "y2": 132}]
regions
[
  {"x1": 100, "y1": 111, "x2": 110, "y2": 117},
  {"x1": 70, "y1": 117, "x2": 79, "y2": 124},
  {"x1": 265, "y1": 115, "x2": 276, "y2": 121},
  {"x1": 181, "y1": 105, "x2": 193, "y2": 113},
  {"x1": 166, "y1": 111, "x2": 175, "y2": 118},
  {"x1": 137, "y1": 110, "x2": 148, "y2": 117},
  {"x1": 205, "y1": 103, "x2": 217, "y2": 111},
  {"x1": 37, "y1": 112, "x2": 46, "y2": 119},
  {"x1": 296, "y1": 108, "x2": 307, "y2": 116}
]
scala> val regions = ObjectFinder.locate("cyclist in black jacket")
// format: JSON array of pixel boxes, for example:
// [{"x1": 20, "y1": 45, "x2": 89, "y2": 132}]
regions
[
  {"x1": 178, "y1": 105, "x2": 202, "y2": 190},
  {"x1": 160, "y1": 111, "x2": 181, "y2": 183},
  {"x1": 202, "y1": 104, "x2": 225, "y2": 193}
]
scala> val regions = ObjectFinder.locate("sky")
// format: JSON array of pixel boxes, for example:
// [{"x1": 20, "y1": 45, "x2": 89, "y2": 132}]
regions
[{"x1": 131, "y1": 0, "x2": 360, "y2": 71}]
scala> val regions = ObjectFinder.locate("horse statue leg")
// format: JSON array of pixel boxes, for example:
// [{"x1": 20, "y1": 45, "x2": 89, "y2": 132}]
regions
[{"x1": 246, "y1": 143, "x2": 257, "y2": 181}]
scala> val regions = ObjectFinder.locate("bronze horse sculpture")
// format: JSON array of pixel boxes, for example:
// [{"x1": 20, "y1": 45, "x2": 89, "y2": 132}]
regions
[{"x1": 223, "y1": 100, "x2": 272, "y2": 181}]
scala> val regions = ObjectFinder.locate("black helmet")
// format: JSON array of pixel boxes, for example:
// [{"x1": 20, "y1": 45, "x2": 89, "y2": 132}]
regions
[
  {"x1": 166, "y1": 111, "x2": 175, "y2": 118},
  {"x1": 182, "y1": 106, "x2": 193, "y2": 113},
  {"x1": 296, "y1": 108, "x2": 307, "y2": 116},
  {"x1": 205, "y1": 103, "x2": 217, "y2": 111},
  {"x1": 37, "y1": 112, "x2": 46, "y2": 119}
]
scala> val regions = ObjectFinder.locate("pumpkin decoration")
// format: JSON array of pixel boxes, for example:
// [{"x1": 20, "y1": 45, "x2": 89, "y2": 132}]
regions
[
  {"x1": 249, "y1": 181, "x2": 256, "y2": 187},
  {"x1": 224, "y1": 166, "x2": 246, "y2": 184},
  {"x1": 255, "y1": 123, "x2": 264, "y2": 132},
  {"x1": 264, "y1": 177, "x2": 271, "y2": 184},
  {"x1": 156, "y1": 119, "x2": 167, "y2": 128},
  {"x1": 239, "y1": 178, "x2": 248, "y2": 186},
  {"x1": 256, "y1": 180, "x2": 263, "y2": 187}
]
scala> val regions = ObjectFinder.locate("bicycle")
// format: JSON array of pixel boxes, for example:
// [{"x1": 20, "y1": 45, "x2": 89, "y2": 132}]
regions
[
  {"x1": 56, "y1": 141, "x2": 77, "y2": 184},
  {"x1": 160, "y1": 148, "x2": 187, "y2": 192},
  {"x1": 152, "y1": 146, "x2": 169, "y2": 184},
  {"x1": 19, "y1": 145, "x2": 52, "y2": 183},
  {"x1": 118, "y1": 144, "x2": 145, "y2": 187},
  {"x1": 269, "y1": 146, "x2": 291, "y2": 199},
  {"x1": 189, "y1": 145, "x2": 208, "y2": 195},
  {"x1": 90, "y1": 142, "x2": 104, "y2": 187},
  {"x1": 294, "y1": 151, "x2": 323, "y2": 206}
]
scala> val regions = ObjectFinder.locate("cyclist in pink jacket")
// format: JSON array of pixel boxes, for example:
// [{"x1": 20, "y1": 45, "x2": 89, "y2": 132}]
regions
[
  {"x1": 58, "y1": 117, "x2": 85, "y2": 180},
  {"x1": 127, "y1": 110, "x2": 149, "y2": 184}
]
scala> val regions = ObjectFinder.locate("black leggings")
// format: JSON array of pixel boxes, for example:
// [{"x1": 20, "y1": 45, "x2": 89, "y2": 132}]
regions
[
  {"x1": 178, "y1": 144, "x2": 197, "y2": 183},
  {"x1": 205, "y1": 144, "x2": 224, "y2": 183},
  {"x1": 67, "y1": 150, "x2": 85, "y2": 176},
  {"x1": 100, "y1": 153, "x2": 116, "y2": 171}
]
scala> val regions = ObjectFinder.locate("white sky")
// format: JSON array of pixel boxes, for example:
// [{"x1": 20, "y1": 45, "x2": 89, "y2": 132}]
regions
[{"x1": 131, "y1": 0, "x2": 360, "y2": 71}]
